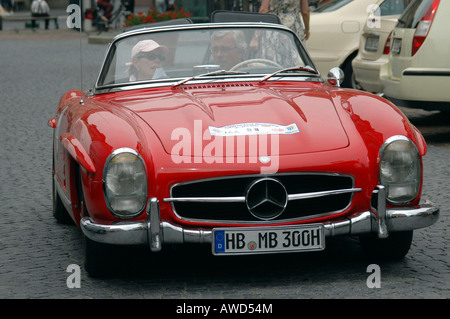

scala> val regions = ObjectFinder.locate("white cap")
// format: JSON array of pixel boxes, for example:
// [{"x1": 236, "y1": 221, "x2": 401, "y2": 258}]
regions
[{"x1": 131, "y1": 40, "x2": 168, "y2": 60}]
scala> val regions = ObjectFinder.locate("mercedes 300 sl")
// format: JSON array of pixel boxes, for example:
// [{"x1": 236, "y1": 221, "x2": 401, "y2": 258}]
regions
[{"x1": 49, "y1": 15, "x2": 439, "y2": 277}]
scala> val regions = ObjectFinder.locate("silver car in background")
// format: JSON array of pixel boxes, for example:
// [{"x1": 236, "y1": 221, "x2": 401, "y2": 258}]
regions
[
  {"x1": 380, "y1": 0, "x2": 450, "y2": 110},
  {"x1": 352, "y1": 0, "x2": 412, "y2": 93}
]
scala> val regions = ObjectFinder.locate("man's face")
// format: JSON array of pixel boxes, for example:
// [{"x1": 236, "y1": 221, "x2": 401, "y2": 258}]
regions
[
  {"x1": 133, "y1": 51, "x2": 165, "y2": 80},
  {"x1": 211, "y1": 33, "x2": 243, "y2": 70}
]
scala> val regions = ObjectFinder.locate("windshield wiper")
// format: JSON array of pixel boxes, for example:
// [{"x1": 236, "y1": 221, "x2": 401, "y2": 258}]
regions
[
  {"x1": 172, "y1": 69, "x2": 249, "y2": 89},
  {"x1": 258, "y1": 66, "x2": 318, "y2": 84}
]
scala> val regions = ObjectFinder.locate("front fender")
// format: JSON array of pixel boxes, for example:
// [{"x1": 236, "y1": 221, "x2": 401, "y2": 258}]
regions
[
  {"x1": 53, "y1": 93, "x2": 159, "y2": 224},
  {"x1": 330, "y1": 89, "x2": 423, "y2": 147},
  {"x1": 329, "y1": 89, "x2": 427, "y2": 206},
  {"x1": 65, "y1": 95, "x2": 162, "y2": 224},
  {"x1": 59, "y1": 133, "x2": 96, "y2": 173}
]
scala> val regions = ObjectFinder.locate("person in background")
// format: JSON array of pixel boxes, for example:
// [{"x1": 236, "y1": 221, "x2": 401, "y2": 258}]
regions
[
  {"x1": 97, "y1": 0, "x2": 113, "y2": 23},
  {"x1": 1, "y1": 0, "x2": 13, "y2": 15},
  {"x1": 31, "y1": 0, "x2": 50, "y2": 29},
  {"x1": 259, "y1": 0, "x2": 310, "y2": 41}
]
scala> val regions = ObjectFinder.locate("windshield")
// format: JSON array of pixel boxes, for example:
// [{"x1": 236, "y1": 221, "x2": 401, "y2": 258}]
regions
[
  {"x1": 379, "y1": 0, "x2": 413, "y2": 16},
  {"x1": 96, "y1": 25, "x2": 314, "y2": 88},
  {"x1": 396, "y1": 0, "x2": 434, "y2": 28}
]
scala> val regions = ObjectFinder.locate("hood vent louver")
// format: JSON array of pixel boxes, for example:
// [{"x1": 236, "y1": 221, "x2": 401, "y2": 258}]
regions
[{"x1": 181, "y1": 82, "x2": 255, "y2": 90}]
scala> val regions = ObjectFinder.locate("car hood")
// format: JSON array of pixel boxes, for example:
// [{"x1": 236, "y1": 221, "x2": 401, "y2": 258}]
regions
[{"x1": 108, "y1": 85, "x2": 349, "y2": 157}]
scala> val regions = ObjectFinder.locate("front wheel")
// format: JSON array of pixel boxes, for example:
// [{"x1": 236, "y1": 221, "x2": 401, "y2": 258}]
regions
[
  {"x1": 52, "y1": 182, "x2": 73, "y2": 224},
  {"x1": 83, "y1": 234, "x2": 114, "y2": 278},
  {"x1": 77, "y1": 167, "x2": 112, "y2": 278},
  {"x1": 359, "y1": 231, "x2": 413, "y2": 260}
]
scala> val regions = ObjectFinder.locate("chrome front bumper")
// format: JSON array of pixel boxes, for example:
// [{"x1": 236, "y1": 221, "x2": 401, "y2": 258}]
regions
[{"x1": 80, "y1": 186, "x2": 439, "y2": 251}]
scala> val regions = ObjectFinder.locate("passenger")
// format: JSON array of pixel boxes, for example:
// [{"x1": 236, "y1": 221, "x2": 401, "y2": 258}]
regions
[
  {"x1": 210, "y1": 30, "x2": 248, "y2": 70},
  {"x1": 128, "y1": 40, "x2": 169, "y2": 81}
]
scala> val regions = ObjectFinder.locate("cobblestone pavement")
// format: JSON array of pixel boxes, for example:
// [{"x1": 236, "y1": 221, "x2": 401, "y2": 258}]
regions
[{"x1": 0, "y1": 30, "x2": 448, "y2": 299}]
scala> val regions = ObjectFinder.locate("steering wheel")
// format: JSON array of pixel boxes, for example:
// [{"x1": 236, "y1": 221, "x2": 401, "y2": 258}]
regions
[{"x1": 230, "y1": 59, "x2": 282, "y2": 71}]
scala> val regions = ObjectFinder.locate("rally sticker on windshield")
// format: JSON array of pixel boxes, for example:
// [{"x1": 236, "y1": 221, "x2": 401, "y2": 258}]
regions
[{"x1": 208, "y1": 123, "x2": 299, "y2": 137}]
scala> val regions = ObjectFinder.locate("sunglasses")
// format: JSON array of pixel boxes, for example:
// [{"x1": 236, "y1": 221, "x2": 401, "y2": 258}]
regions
[
  {"x1": 210, "y1": 46, "x2": 237, "y2": 54},
  {"x1": 138, "y1": 52, "x2": 166, "y2": 62}
]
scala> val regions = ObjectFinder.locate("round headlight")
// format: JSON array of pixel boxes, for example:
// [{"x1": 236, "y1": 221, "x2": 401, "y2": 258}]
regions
[
  {"x1": 103, "y1": 148, "x2": 147, "y2": 218},
  {"x1": 379, "y1": 136, "x2": 420, "y2": 205}
]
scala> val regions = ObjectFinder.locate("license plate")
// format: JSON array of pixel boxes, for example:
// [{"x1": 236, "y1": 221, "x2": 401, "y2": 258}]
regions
[
  {"x1": 365, "y1": 37, "x2": 379, "y2": 52},
  {"x1": 391, "y1": 38, "x2": 402, "y2": 54},
  {"x1": 212, "y1": 224, "x2": 325, "y2": 255}
]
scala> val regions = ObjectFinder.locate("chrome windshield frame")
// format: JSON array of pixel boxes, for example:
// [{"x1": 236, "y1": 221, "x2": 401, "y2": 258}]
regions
[{"x1": 92, "y1": 22, "x2": 321, "y2": 95}]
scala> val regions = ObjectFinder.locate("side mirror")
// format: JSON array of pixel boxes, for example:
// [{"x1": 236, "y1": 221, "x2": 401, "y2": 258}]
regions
[{"x1": 327, "y1": 67, "x2": 344, "y2": 87}]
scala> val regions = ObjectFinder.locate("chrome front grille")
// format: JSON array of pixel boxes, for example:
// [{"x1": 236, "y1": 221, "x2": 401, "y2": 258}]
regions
[{"x1": 164, "y1": 173, "x2": 361, "y2": 223}]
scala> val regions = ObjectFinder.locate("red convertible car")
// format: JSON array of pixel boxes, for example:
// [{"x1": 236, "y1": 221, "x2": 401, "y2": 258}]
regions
[{"x1": 49, "y1": 15, "x2": 439, "y2": 277}]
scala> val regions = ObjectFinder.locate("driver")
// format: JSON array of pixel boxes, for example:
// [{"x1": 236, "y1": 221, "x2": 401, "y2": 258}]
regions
[
  {"x1": 210, "y1": 30, "x2": 248, "y2": 70},
  {"x1": 128, "y1": 40, "x2": 169, "y2": 81}
]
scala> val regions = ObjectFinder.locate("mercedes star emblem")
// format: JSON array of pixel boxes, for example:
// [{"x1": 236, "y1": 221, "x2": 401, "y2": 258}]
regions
[{"x1": 245, "y1": 178, "x2": 288, "y2": 220}]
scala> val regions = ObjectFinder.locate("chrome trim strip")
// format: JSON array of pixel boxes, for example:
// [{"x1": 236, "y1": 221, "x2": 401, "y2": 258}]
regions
[
  {"x1": 288, "y1": 188, "x2": 362, "y2": 201},
  {"x1": 163, "y1": 188, "x2": 362, "y2": 203},
  {"x1": 115, "y1": 22, "x2": 294, "y2": 43},
  {"x1": 164, "y1": 196, "x2": 246, "y2": 203},
  {"x1": 147, "y1": 198, "x2": 161, "y2": 252},
  {"x1": 54, "y1": 175, "x2": 72, "y2": 209},
  {"x1": 379, "y1": 135, "x2": 414, "y2": 156},
  {"x1": 375, "y1": 185, "x2": 388, "y2": 238}
]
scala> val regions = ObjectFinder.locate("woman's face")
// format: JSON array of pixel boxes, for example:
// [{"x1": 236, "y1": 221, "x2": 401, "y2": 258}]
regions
[{"x1": 133, "y1": 51, "x2": 165, "y2": 80}]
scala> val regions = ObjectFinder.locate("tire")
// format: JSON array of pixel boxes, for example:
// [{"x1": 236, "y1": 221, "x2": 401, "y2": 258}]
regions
[
  {"x1": 77, "y1": 167, "x2": 113, "y2": 278},
  {"x1": 52, "y1": 181, "x2": 73, "y2": 224},
  {"x1": 83, "y1": 234, "x2": 113, "y2": 278},
  {"x1": 359, "y1": 231, "x2": 413, "y2": 260}
]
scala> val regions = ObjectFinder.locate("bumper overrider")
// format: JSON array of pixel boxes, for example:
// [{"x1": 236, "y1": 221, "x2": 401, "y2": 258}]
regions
[{"x1": 80, "y1": 186, "x2": 439, "y2": 251}]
